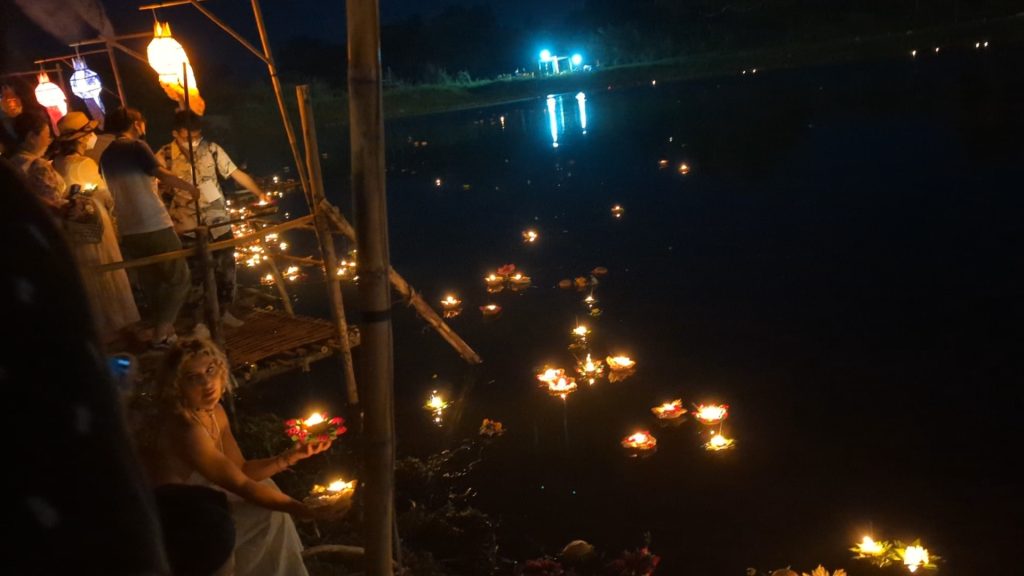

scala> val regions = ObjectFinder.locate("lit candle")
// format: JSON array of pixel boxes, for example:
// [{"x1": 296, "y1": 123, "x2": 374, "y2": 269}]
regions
[
  {"x1": 307, "y1": 477, "x2": 357, "y2": 507},
  {"x1": 480, "y1": 303, "x2": 502, "y2": 317},
  {"x1": 536, "y1": 367, "x2": 565, "y2": 386},
  {"x1": 425, "y1": 390, "x2": 449, "y2": 425},
  {"x1": 571, "y1": 325, "x2": 590, "y2": 340},
  {"x1": 509, "y1": 273, "x2": 531, "y2": 290},
  {"x1": 522, "y1": 229, "x2": 539, "y2": 243},
  {"x1": 854, "y1": 536, "x2": 885, "y2": 557},
  {"x1": 440, "y1": 294, "x2": 462, "y2": 309},
  {"x1": 693, "y1": 404, "x2": 728, "y2": 425},
  {"x1": 611, "y1": 205, "x2": 625, "y2": 218},
  {"x1": 606, "y1": 356, "x2": 635, "y2": 371},
  {"x1": 677, "y1": 163, "x2": 691, "y2": 175}
]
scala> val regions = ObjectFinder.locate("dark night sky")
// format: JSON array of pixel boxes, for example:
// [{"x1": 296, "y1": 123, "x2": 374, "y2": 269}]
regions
[{"x1": 2, "y1": 0, "x2": 580, "y2": 74}]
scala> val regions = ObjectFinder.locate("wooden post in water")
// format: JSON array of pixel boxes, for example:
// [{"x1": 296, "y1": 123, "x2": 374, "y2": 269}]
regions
[
  {"x1": 296, "y1": 84, "x2": 359, "y2": 407},
  {"x1": 264, "y1": 256, "x2": 295, "y2": 317},
  {"x1": 321, "y1": 204, "x2": 482, "y2": 365},
  {"x1": 347, "y1": 0, "x2": 395, "y2": 571},
  {"x1": 250, "y1": 0, "x2": 312, "y2": 207}
]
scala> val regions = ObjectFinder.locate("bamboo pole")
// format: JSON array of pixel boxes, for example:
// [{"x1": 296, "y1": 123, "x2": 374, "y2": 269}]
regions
[
  {"x1": 264, "y1": 256, "x2": 295, "y2": 317},
  {"x1": 105, "y1": 40, "x2": 127, "y2": 105},
  {"x1": 296, "y1": 84, "x2": 359, "y2": 407},
  {"x1": 321, "y1": 204, "x2": 482, "y2": 364},
  {"x1": 347, "y1": 0, "x2": 395, "y2": 571},
  {"x1": 250, "y1": 0, "x2": 312, "y2": 209}
]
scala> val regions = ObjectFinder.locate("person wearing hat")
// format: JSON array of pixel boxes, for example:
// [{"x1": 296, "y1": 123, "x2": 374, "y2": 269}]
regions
[{"x1": 54, "y1": 111, "x2": 141, "y2": 344}]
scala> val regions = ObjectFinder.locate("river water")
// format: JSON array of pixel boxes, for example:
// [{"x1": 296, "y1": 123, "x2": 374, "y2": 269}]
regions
[{"x1": 251, "y1": 46, "x2": 1022, "y2": 574}]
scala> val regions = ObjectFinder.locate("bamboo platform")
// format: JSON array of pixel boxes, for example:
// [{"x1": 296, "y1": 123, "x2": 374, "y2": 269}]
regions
[{"x1": 225, "y1": 307, "x2": 360, "y2": 385}]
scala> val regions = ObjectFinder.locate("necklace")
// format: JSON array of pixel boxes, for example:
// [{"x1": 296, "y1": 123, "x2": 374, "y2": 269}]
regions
[{"x1": 189, "y1": 408, "x2": 223, "y2": 451}]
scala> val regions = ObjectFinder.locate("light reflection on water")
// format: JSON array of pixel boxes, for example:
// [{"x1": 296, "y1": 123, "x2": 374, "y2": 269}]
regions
[{"x1": 546, "y1": 91, "x2": 588, "y2": 148}]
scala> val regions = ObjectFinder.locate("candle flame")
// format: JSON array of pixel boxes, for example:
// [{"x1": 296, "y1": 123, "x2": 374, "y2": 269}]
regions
[
  {"x1": 547, "y1": 376, "x2": 578, "y2": 398},
  {"x1": 678, "y1": 163, "x2": 691, "y2": 175},
  {"x1": 621, "y1": 430, "x2": 657, "y2": 450},
  {"x1": 426, "y1": 391, "x2": 448, "y2": 411},
  {"x1": 857, "y1": 536, "x2": 884, "y2": 556},
  {"x1": 652, "y1": 399, "x2": 686, "y2": 419},
  {"x1": 440, "y1": 295, "x2": 461, "y2": 307},
  {"x1": 304, "y1": 412, "x2": 325, "y2": 427},
  {"x1": 537, "y1": 367, "x2": 565, "y2": 385},
  {"x1": 522, "y1": 229, "x2": 539, "y2": 243},
  {"x1": 572, "y1": 325, "x2": 590, "y2": 338}
]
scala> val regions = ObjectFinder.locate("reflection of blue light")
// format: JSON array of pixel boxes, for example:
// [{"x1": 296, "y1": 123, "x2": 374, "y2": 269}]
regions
[
  {"x1": 546, "y1": 95, "x2": 558, "y2": 148},
  {"x1": 571, "y1": 54, "x2": 583, "y2": 66},
  {"x1": 540, "y1": 49, "x2": 552, "y2": 62},
  {"x1": 576, "y1": 92, "x2": 587, "y2": 133}
]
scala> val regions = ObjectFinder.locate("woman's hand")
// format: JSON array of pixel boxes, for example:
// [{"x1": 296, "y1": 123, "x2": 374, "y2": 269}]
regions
[{"x1": 281, "y1": 440, "x2": 332, "y2": 467}]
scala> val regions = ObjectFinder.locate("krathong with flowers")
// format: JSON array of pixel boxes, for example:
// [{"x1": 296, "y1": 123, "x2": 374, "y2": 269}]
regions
[
  {"x1": 440, "y1": 294, "x2": 463, "y2": 318},
  {"x1": 576, "y1": 353, "x2": 604, "y2": 385},
  {"x1": 480, "y1": 303, "x2": 502, "y2": 317},
  {"x1": 547, "y1": 375, "x2": 578, "y2": 399},
  {"x1": 523, "y1": 229, "x2": 539, "y2": 243},
  {"x1": 537, "y1": 367, "x2": 567, "y2": 386},
  {"x1": 306, "y1": 478, "x2": 357, "y2": 506},
  {"x1": 693, "y1": 404, "x2": 729, "y2": 425},
  {"x1": 651, "y1": 399, "x2": 686, "y2": 420},
  {"x1": 606, "y1": 356, "x2": 637, "y2": 382},
  {"x1": 704, "y1": 432, "x2": 735, "y2": 451},
  {"x1": 621, "y1": 430, "x2": 658, "y2": 456},
  {"x1": 425, "y1": 390, "x2": 449, "y2": 425},
  {"x1": 851, "y1": 535, "x2": 937, "y2": 572},
  {"x1": 285, "y1": 412, "x2": 346, "y2": 445}
]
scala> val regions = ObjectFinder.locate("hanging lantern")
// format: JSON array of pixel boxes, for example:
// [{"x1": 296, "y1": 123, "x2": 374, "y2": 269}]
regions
[
  {"x1": 147, "y1": 21, "x2": 205, "y2": 115},
  {"x1": 35, "y1": 72, "x2": 68, "y2": 117},
  {"x1": 69, "y1": 58, "x2": 104, "y2": 112}
]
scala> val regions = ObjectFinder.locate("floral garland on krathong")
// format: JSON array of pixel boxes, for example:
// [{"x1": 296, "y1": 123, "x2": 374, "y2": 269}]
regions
[{"x1": 284, "y1": 413, "x2": 347, "y2": 444}]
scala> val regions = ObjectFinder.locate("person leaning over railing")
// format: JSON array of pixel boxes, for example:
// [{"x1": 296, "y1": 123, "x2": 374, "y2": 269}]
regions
[{"x1": 100, "y1": 107, "x2": 198, "y2": 349}]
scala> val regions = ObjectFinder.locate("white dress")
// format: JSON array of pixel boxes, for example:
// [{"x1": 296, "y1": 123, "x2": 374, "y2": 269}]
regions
[{"x1": 185, "y1": 472, "x2": 309, "y2": 576}]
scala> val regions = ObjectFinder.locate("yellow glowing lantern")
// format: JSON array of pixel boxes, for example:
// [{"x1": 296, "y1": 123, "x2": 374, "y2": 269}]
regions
[
  {"x1": 693, "y1": 404, "x2": 728, "y2": 425},
  {"x1": 147, "y1": 21, "x2": 205, "y2": 115},
  {"x1": 34, "y1": 72, "x2": 68, "y2": 121},
  {"x1": 704, "y1": 432, "x2": 735, "y2": 451},
  {"x1": 903, "y1": 545, "x2": 929, "y2": 573},
  {"x1": 621, "y1": 430, "x2": 657, "y2": 454},
  {"x1": 651, "y1": 399, "x2": 686, "y2": 420},
  {"x1": 522, "y1": 229, "x2": 539, "y2": 243},
  {"x1": 576, "y1": 353, "x2": 604, "y2": 384}
]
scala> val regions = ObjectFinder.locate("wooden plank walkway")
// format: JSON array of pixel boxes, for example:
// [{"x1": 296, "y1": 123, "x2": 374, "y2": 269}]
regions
[{"x1": 224, "y1": 307, "x2": 358, "y2": 368}]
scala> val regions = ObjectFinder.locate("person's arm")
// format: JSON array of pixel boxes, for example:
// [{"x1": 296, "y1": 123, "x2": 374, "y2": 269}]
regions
[
  {"x1": 138, "y1": 139, "x2": 198, "y2": 198},
  {"x1": 176, "y1": 417, "x2": 310, "y2": 517},
  {"x1": 228, "y1": 168, "x2": 270, "y2": 203},
  {"x1": 217, "y1": 408, "x2": 331, "y2": 481}
]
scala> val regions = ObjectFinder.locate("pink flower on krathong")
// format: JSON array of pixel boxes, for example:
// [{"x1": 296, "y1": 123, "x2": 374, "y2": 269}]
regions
[
  {"x1": 318, "y1": 434, "x2": 330, "y2": 443},
  {"x1": 497, "y1": 263, "x2": 516, "y2": 276},
  {"x1": 285, "y1": 419, "x2": 299, "y2": 427},
  {"x1": 286, "y1": 426, "x2": 301, "y2": 437},
  {"x1": 329, "y1": 417, "x2": 343, "y2": 426},
  {"x1": 337, "y1": 425, "x2": 348, "y2": 436}
]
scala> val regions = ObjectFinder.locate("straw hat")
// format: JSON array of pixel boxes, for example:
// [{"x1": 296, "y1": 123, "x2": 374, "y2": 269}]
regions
[{"x1": 57, "y1": 111, "x2": 99, "y2": 141}]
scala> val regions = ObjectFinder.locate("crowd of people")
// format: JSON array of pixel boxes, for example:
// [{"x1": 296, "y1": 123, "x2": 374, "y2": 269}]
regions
[
  {"x1": 3, "y1": 88, "x2": 339, "y2": 575},
  {"x1": 1, "y1": 85, "x2": 268, "y2": 347}
]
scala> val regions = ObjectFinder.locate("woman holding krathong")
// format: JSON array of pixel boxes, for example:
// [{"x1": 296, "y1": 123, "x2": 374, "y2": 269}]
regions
[{"x1": 143, "y1": 336, "x2": 336, "y2": 576}]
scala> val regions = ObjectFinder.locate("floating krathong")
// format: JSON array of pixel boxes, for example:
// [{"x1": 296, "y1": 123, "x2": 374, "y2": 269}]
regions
[
  {"x1": 903, "y1": 545, "x2": 929, "y2": 573},
  {"x1": 651, "y1": 399, "x2": 686, "y2": 420},
  {"x1": 522, "y1": 229, "x2": 539, "y2": 243},
  {"x1": 606, "y1": 356, "x2": 636, "y2": 382},
  {"x1": 621, "y1": 430, "x2": 657, "y2": 456},
  {"x1": 440, "y1": 294, "x2": 462, "y2": 318},
  {"x1": 576, "y1": 353, "x2": 604, "y2": 385},
  {"x1": 693, "y1": 404, "x2": 728, "y2": 425},
  {"x1": 704, "y1": 432, "x2": 735, "y2": 451},
  {"x1": 508, "y1": 272, "x2": 532, "y2": 290},
  {"x1": 571, "y1": 324, "x2": 591, "y2": 341},
  {"x1": 425, "y1": 390, "x2": 449, "y2": 425},
  {"x1": 480, "y1": 303, "x2": 502, "y2": 317},
  {"x1": 285, "y1": 412, "x2": 346, "y2": 445},
  {"x1": 611, "y1": 204, "x2": 625, "y2": 218},
  {"x1": 305, "y1": 478, "x2": 357, "y2": 512},
  {"x1": 536, "y1": 367, "x2": 566, "y2": 386},
  {"x1": 547, "y1": 375, "x2": 578, "y2": 399},
  {"x1": 677, "y1": 163, "x2": 691, "y2": 175},
  {"x1": 484, "y1": 273, "x2": 504, "y2": 293},
  {"x1": 658, "y1": 159, "x2": 669, "y2": 169},
  {"x1": 853, "y1": 536, "x2": 887, "y2": 558}
]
